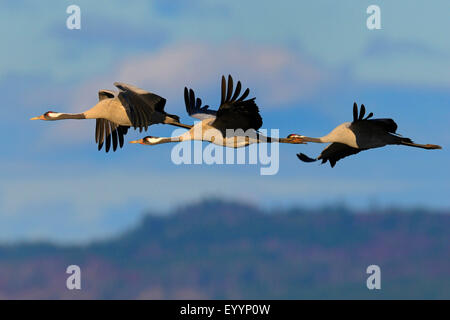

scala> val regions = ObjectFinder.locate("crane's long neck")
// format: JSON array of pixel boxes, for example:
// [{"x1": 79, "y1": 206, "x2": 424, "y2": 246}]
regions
[
  {"x1": 160, "y1": 136, "x2": 182, "y2": 144},
  {"x1": 140, "y1": 136, "x2": 184, "y2": 145},
  {"x1": 145, "y1": 129, "x2": 195, "y2": 145},
  {"x1": 298, "y1": 135, "x2": 331, "y2": 143},
  {"x1": 52, "y1": 112, "x2": 86, "y2": 120}
]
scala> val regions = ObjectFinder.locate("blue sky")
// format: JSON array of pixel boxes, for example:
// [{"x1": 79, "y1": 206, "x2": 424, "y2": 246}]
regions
[{"x1": 1, "y1": 0, "x2": 449, "y2": 243}]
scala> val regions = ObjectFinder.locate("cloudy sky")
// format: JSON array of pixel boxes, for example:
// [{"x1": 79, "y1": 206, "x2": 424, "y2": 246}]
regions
[{"x1": 1, "y1": 0, "x2": 449, "y2": 243}]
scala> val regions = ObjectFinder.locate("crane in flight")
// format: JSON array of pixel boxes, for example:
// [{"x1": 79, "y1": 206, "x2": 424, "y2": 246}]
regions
[
  {"x1": 292, "y1": 103, "x2": 442, "y2": 167},
  {"x1": 130, "y1": 75, "x2": 304, "y2": 147},
  {"x1": 30, "y1": 82, "x2": 191, "y2": 152}
]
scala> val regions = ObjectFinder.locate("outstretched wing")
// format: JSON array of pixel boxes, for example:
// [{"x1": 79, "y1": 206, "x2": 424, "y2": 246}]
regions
[
  {"x1": 211, "y1": 75, "x2": 262, "y2": 135},
  {"x1": 96, "y1": 90, "x2": 130, "y2": 152},
  {"x1": 351, "y1": 102, "x2": 398, "y2": 134},
  {"x1": 114, "y1": 82, "x2": 167, "y2": 132},
  {"x1": 318, "y1": 143, "x2": 364, "y2": 168},
  {"x1": 366, "y1": 119, "x2": 398, "y2": 134},
  {"x1": 95, "y1": 119, "x2": 129, "y2": 153},
  {"x1": 184, "y1": 87, "x2": 217, "y2": 120},
  {"x1": 297, "y1": 143, "x2": 364, "y2": 168}
]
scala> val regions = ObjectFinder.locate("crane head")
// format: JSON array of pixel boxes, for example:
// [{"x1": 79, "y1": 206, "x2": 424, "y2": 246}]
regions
[
  {"x1": 129, "y1": 136, "x2": 163, "y2": 145},
  {"x1": 30, "y1": 111, "x2": 59, "y2": 120}
]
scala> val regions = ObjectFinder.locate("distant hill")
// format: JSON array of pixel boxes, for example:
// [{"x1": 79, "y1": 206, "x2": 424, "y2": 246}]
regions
[{"x1": 0, "y1": 200, "x2": 449, "y2": 299}]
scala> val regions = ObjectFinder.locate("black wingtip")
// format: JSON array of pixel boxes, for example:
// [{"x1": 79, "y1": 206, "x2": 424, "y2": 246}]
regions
[
  {"x1": 359, "y1": 104, "x2": 366, "y2": 120},
  {"x1": 296, "y1": 153, "x2": 317, "y2": 163},
  {"x1": 184, "y1": 87, "x2": 190, "y2": 111},
  {"x1": 189, "y1": 89, "x2": 195, "y2": 110},
  {"x1": 221, "y1": 75, "x2": 226, "y2": 105},
  {"x1": 353, "y1": 102, "x2": 358, "y2": 122}
]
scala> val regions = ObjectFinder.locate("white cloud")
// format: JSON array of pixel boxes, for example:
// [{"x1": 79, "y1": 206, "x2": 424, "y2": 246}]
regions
[
  {"x1": 114, "y1": 42, "x2": 328, "y2": 107},
  {"x1": 33, "y1": 41, "x2": 329, "y2": 147}
]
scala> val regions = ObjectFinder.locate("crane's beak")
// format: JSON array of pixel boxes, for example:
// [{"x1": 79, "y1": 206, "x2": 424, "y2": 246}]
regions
[
  {"x1": 30, "y1": 115, "x2": 45, "y2": 120},
  {"x1": 129, "y1": 139, "x2": 145, "y2": 145}
]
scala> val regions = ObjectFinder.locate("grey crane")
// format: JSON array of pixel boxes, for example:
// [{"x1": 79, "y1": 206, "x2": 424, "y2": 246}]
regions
[
  {"x1": 292, "y1": 103, "x2": 442, "y2": 167},
  {"x1": 130, "y1": 75, "x2": 304, "y2": 147},
  {"x1": 30, "y1": 82, "x2": 191, "y2": 152}
]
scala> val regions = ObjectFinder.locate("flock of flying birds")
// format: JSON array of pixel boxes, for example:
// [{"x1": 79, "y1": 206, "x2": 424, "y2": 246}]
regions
[{"x1": 30, "y1": 75, "x2": 442, "y2": 167}]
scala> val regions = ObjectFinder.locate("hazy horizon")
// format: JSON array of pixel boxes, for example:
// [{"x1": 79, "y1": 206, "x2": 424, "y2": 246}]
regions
[{"x1": 0, "y1": 200, "x2": 448, "y2": 299}]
